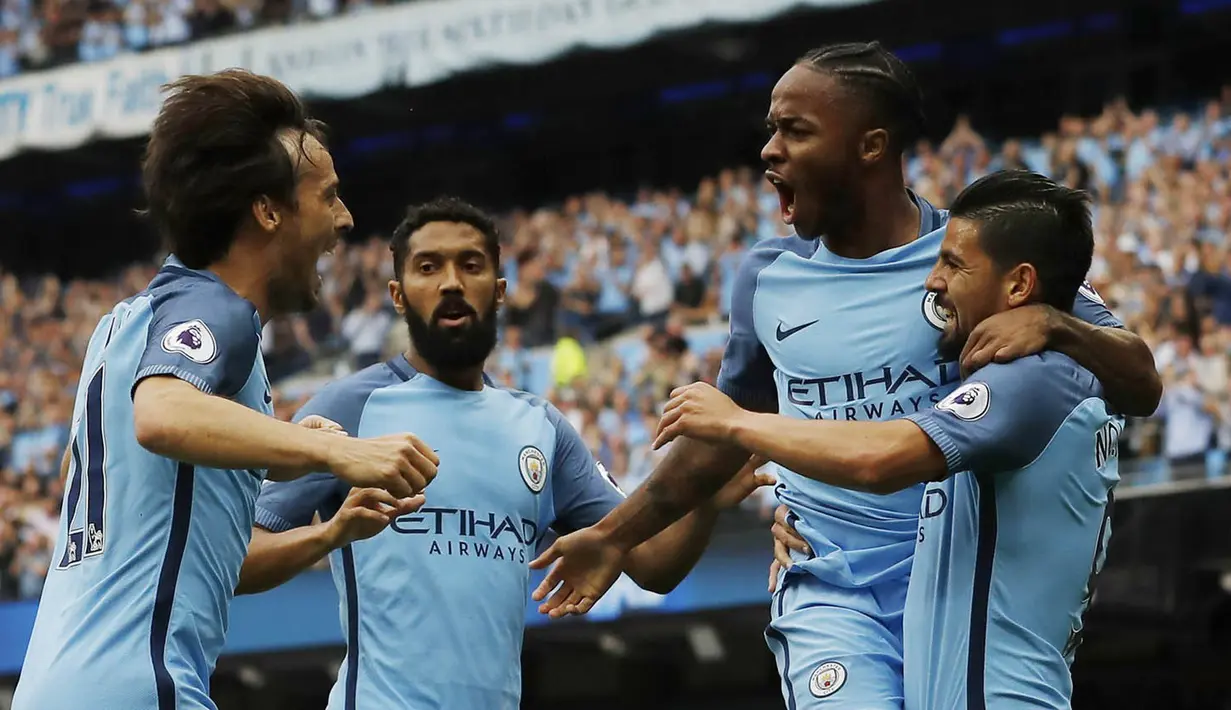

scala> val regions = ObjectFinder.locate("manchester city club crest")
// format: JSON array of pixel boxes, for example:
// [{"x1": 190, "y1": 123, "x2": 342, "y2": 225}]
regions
[
  {"x1": 809, "y1": 661, "x2": 847, "y2": 698},
  {"x1": 518, "y1": 445, "x2": 548, "y2": 493},
  {"x1": 922, "y1": 291, "x2": 951, "y2": 331}
]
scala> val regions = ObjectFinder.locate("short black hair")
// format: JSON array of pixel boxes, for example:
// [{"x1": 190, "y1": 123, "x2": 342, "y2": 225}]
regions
[
  {"x1": 390, "y1": 197, "x2": 501, "y2": 278},
  {"x1": 798, "y1": 41, "x2": 926, "y2": 154},
  {"x1": 142, "y1": 69, "x2": 326, "y2": 269},
  {"x1": 950, "y1": 170, "x2": 1093, "y2": 311}
]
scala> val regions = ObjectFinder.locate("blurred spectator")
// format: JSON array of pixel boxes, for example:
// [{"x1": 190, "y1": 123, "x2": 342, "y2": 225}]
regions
[
  {"x1": 341, "y1": 291, "x2": 393, "y2": 370},
  {"x1": 188, "y1": 0, "x2": 235, "y2": 38},
  {"x1": 631, "y1": 240, "x2": 672, "y2": 327},
  {"x1": 507, "y1": 252, "x2": 560, "y2": 348},
  {"x1": 78, "y1": 1, "x2": 120, "y2": 62}
]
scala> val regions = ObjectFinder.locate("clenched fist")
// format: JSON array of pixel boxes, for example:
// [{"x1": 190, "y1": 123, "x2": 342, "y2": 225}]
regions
[{"x1": 325, "y1": 433, "x2": 439, "y2": 499}]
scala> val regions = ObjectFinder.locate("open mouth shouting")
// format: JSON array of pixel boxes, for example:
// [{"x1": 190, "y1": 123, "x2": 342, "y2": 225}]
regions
[{"x1": 766, "y1": 171, "x2": 796, "y2": 225}]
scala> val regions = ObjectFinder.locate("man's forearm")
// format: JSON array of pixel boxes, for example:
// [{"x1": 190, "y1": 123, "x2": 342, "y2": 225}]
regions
[
  {"x1": 622, "y1": 504, "x2": 721, "y2": 594},
  {"x1": 236, "y1": 525, "x2": 337, "y2": 595},
  {"x1": 730, "y1": 414, "x2": 944, "y2": 494},
  {"x1": 1051, "y1": 314, "x2": 1162, "y2": 417},
  {"x1": 595, "y1": 436, "x2": 747, "y2": 551},
  {"x1": 133, "y1": 377, "x2": 331, "y2": 480}
]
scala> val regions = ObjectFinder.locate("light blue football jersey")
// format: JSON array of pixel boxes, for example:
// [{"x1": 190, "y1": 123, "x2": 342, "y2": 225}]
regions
[
  {"x1": 14, "y1": 257, "x2": 273, "y2": 710},
  {"x1": 717, "y1": 193, "x2": 1123, "y2": 590},
  {"x1": 904, "y1": 352, "x2": 1121, "y2": 710},
  {"x1": 254, "y1": 356, "x2": 627, "y2": 710}
]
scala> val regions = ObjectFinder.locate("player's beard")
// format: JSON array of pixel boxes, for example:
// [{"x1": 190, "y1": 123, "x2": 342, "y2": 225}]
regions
[
  {"x1": 402, "y1": 294, "x2": 499, "y2": 372},
  {"x1": 937, "y1": 321, "x2": 967, "y2": 362}
]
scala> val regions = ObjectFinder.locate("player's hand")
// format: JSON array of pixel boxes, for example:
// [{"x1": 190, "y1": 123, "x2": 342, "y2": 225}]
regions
[
  {"x1": 652, "y1": 382, "x2": 748, "y2": 450},
  {"x1": 711, "y1": 454, "x2": 775, "y2": 510},
  {"x1": 959, "y1": 303, "x2": 1061, "y2": 378},
  {"x1": 768, "y1": 504, "x2": 810, "y2": 594},
  {"x1": 326, "y1": 487, "x2": 425, "y2": 548},
  {"x1": 299, "y1": 415, "x2": 348, "y2": 435},
  {"x1": 529, "y1": 527, "x2": 628, "y2": 619},
  {"x1": 326, "y1": 433, "x2": 440, "y2": 499}
]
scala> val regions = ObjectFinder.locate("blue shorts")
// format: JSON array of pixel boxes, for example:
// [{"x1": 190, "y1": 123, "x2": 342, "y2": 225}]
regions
[{"x1": 765, "y1": 570, "x2": 907, "y2": 709}]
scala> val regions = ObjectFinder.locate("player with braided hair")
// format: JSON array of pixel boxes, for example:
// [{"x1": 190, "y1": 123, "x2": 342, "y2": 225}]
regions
[{"x1": 530, "y1": 41, "x2": 1161, "y2": 709}]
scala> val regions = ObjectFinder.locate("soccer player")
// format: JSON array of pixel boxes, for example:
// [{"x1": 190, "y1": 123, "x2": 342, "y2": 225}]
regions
[
  {"x1": 529, "y1": 43, "x2": 1160, "y2": 710},
  {"x1": 237, "y1": 197, "x2": 770, "y2": 710},
  {"x1": 651, "y1": 170, "x2": 1120, "y2": 710},
  {"x1": 13, "y1": 71, "x2": 438, "y2": 710}
]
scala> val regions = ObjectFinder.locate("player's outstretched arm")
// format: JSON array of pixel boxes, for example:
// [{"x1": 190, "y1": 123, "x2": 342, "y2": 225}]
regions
[
  {"x1": 531, "y1": 410, "x2": 768, "y2": 615},
  {"x1": 133, "y1": 377, "x2": 438, "y2": 497},
  {"x1": 237, "y1": 488, "x2": 424, "y2": 595},
  {"x1": 596, "y1": 436, "x2": 750, "y2": 551},
  {"x1": 654, "y1": 382, "x2": 948, "y2": 494},
  {"x1": 621, "y1": 455, "x2": 774, "y2": 594},
  {"x1": 529, "y1": 437, "x2": 753, "y2": 617}
]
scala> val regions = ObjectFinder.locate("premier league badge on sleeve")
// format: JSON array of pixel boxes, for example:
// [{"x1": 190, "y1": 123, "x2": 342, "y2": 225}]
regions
[
  {"x1": 161, "y1": 320, "x2": 218, "y2": 364},
  {"x1": 518, "y1": 446, "x2": 548, "y2": 494},
  {"x1": 936, "y1": 382, "x2": 991, "y2": 421},
  {"x1": 1078, "y1": 280, "x2": 1105, "y2": 305}
]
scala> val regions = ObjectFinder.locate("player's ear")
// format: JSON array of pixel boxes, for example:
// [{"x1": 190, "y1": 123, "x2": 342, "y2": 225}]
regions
[
  {"x1": 252, "y1": 195, "x2": 280, "y2": 233},
  {"x1": 388, "y1": 280, "x2": 405, "y2": 315},
  {"x1": 860, "y1": 128, "x2": 889, "y2": 165},
  {"x1": 495, "y1": 278, "x2": 507, "y2": 308},
  {"x1": 1005, "y1": 263, "x2": 1036, "y2": 308}
]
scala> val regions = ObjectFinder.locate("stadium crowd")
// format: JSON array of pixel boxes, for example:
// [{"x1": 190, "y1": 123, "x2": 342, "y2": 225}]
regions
[
  {"x1": 0, "y1": 0, "x2": 408, "y2": 77},
  {"x1": 1, "y1": 91, "x2": 1230, "y2": 600}
]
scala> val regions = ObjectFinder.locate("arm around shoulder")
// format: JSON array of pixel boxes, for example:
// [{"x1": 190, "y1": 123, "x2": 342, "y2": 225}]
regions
[{"x1": 1050, "y1": 314, "x2": 1161, "y2": 417}]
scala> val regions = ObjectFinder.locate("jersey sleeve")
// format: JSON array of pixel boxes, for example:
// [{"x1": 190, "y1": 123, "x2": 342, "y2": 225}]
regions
[
  {"x1": 546, "y1": 403, "x2": 627, "y2": 534},
  {"x1": 1070, "y1": 281, "x2": 1123, "y2": 329},
  {"x1": 134, "y1": 285, "x2": 260, "y2": 399},
  {"x1": 715, "y1": 249, "x2": 778, "y2": 413},
  {"x1": 253, "y1": 383, "x2": 370, "y2": 532},
  {"x1": 905, "y1": 354, "x2": 1092, "y2": 475}
]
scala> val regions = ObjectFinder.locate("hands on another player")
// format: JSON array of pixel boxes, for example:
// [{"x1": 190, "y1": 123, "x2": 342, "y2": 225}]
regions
[
  {"x1": 529, "y1": 527, "x2": 627, "y2": 619},
  {"x1": 530, "y1": 455, "x2": 775, "y2": 619},
  {"x1": 958, "y1": 303, "x2": 1060, "y2": 378},
  {"x1": 652, "y1": 382, "x2": 748, "y2": 450},
  {"x1": 298, "y1": 415, "x2": 348, "y2": 435},
  {"x1": 324, "y1": 429, "x2": 440, "y2": 500},
  {"x1": 768, "y1": 503, "x2": 811, "y2": 594},
  {"x1": 325, "y1": 486, "x2": 426, "y2": 549}
]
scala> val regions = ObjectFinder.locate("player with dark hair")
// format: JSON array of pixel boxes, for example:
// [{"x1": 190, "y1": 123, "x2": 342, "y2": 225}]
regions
[
  {"x1": 529, "y1": 43, "x2": 1160, "y2": 709},
  {"x1": 237, "y1": 197, "x2": 771, "y2": 710},
  {"x1": 650, "y1": 170, "x2": 1119, "y2": 710},
  {"x1": 13, "y1": 70, "x2": 438, "y2": 710}
]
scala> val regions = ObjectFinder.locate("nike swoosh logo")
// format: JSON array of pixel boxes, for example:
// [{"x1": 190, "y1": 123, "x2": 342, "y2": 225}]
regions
[
  {"x1": 775, "y1": 320, "x2": 818, "y2": 341},
  {"x1": 263, "y1": 390, "x2": 272, "y2": 405}
]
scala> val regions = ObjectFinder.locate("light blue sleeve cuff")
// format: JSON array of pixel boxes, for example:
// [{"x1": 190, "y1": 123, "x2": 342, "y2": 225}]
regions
[{"x1": 905, "y1": 412, "x2": 967, "y2": 475}]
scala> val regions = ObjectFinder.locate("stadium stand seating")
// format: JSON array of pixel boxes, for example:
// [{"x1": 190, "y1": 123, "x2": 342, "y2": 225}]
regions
[{"x1": 1, "y1": 89, "x2": 1230, "y2": 601}]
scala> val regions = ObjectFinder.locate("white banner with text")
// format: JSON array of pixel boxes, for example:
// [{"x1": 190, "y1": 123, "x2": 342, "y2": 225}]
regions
[{"x1": 0, "y1": 0, "x2": 877, "y2": 161}]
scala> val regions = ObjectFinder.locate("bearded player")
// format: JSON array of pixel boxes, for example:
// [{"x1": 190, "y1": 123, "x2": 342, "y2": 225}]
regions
[{"x1": 238, "y1": 198, "x2": 771, "y2": 710}]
